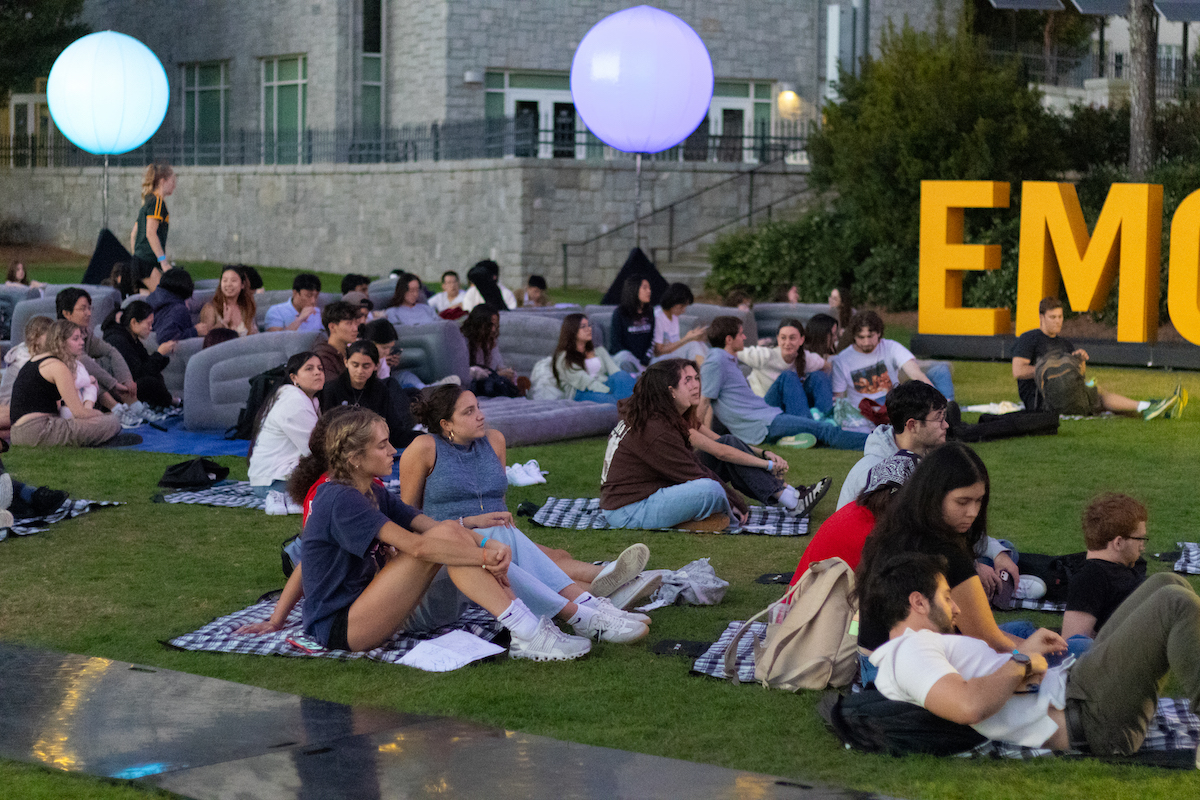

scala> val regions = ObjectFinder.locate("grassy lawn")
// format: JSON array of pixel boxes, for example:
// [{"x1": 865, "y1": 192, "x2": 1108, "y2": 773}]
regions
[{"x1": 1, "y1": 355, "x2": 1199, "y2": 798}]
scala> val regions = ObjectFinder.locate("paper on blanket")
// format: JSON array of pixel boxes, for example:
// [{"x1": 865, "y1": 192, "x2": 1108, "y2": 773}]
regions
[
  {"x1": 397, "y1": 630, "x2": 505, "y2": 672},
  {"x1": 962, "y1": 401, "x2": 1024, "y2": 415}
]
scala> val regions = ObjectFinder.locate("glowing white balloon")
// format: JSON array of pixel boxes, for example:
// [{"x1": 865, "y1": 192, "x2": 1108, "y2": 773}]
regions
[
  {"x1": 570, "y1": 5, "x2": 714, "y2": 154},
  {"x1": 47, "y1": 31, "x2": 169, "y2": 155}
]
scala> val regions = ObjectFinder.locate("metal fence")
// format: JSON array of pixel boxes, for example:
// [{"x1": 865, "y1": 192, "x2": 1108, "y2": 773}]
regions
[
  {"x1": 989, "y1": 42, "x2": 1200, "y2": 99},
  {"x1": 1, "y1": 117, "x2": 809, "y2": 169}
]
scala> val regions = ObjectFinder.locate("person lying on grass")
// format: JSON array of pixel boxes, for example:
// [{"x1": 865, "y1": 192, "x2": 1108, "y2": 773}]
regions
[
  {"x1": 239, "y1": 407, "x2": 648, "y2": 654},
  {"x1": 398, "y1": 383, "x2": 655, "y2": 606},
  {"x1": 864, "y1": 551, "x2": 1200, "y2": 758}
]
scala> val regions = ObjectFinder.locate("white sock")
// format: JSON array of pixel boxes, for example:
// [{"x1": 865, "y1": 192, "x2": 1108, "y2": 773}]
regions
[
  {"x1": 575, "y1": 591, "x2": 597, "y2": 606},
  {"x1": 776, "y1": 486, "x2": 800, "y2": 510},
  {"x1": 1138, "y1": 401, "x2": 1151, "y2": 411},
  {"x1": 498, "y1": 599, "x2": 539, "y2": 640},
  {"x1": 567, "y1": 603, "x2": 598, "y2": 628}
]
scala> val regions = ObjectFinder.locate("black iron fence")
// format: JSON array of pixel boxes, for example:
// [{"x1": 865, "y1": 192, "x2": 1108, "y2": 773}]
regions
[
  {"x1": 989, "y1": 42, "x2": 1200, "y2": 99},
  {"x1": 1, "y1": 117, "x2": 808, "y2": 169}
]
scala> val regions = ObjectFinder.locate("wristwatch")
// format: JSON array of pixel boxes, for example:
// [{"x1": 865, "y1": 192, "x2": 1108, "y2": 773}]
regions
[{"x1": 1010, "y1": 650, "x2": 1033, "y2": 680}]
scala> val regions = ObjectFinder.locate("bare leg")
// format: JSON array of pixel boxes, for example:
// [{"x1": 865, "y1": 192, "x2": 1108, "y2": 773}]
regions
[
  {"x1": 1099, "y1": 389, "x2": 1140, "y2": 415},
  {"x1": 537, "y1": 543, "x2": 603, "y2": 585}
]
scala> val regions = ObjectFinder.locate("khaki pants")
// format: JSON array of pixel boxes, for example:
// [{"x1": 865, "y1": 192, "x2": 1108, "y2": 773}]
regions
[
  {"x1": 1067, "y1": 572, "x2": 1200, "y2": 755},
  {"x1": 11, "y1": 413, "x2": 122, "y2": 447}
]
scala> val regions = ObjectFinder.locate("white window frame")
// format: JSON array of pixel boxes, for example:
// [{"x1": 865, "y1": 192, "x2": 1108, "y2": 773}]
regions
[
  {"x1": 180, "y1": 61, "x2": 229, "y2": 165},
  {"x1": 261, "y1": 54, "x2": 308, "y2": 162}
]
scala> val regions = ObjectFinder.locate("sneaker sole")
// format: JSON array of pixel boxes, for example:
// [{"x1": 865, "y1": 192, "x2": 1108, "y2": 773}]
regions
[
  {"x1": 1144, "y1": 395, "x2": 1178, "y2": 420},
  {"x1": 1172, "y1": 388, "x2": 1188, "y2": 420},
  {"x1": 509, "y1": 646, "x2": 591, "y2": 662},
  {"x1": 608, "y1": 572, "x2": 664, "y2": 611},
  {"x1": 589, "y1": 543, "x2": 650, "y2": 597}
]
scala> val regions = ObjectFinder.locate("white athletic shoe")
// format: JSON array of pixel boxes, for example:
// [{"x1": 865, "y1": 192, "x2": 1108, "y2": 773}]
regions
[
  {"x1": 572, "y1": 602, "x2": 649, "y2": 644},
  {"x1": 509, "y1": 616, "x2": 592, "y2": 662},
  {"x1": 589, "y1": 543, "x2": 650, "y2": 597},
  {"x1": 581, "y1": 594, "x2": 651, "y2": 625},
  {"x1": 264, "y1": 491, "x2": 288, "y2": 516},
  {"x1": 518, "y1": 460, "x2": 546, "y2": 485},
  {"x1": 1015, "y1": 574, "x2": 1047, "y2": 601},
  {"x1": 608, "y1": 571, "x2": 665, "y2": 611}
]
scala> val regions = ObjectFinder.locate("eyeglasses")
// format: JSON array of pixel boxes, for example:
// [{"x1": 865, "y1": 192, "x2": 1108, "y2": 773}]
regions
[
  {"x1": 1125, "y1": 536, "x2": 1149, "y2": 542},
  {"x1": 920, "y1": 413, "x2": 947, "y2": 425}
]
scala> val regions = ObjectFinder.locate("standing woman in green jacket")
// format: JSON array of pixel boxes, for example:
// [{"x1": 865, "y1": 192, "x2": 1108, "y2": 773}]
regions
[{"x1": 130, "y1": 162, "x2": 176, "y2": 282}]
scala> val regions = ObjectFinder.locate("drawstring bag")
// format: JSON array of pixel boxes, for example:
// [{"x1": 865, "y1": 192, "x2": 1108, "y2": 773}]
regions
[{"x1": 158, "y1": 458, "x2": 230, "y2": 489}]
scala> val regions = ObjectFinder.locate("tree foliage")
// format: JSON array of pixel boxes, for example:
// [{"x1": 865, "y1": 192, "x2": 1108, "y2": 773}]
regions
[{"x1": 0, "y1": 0, "x2": 88, "y2": 104}]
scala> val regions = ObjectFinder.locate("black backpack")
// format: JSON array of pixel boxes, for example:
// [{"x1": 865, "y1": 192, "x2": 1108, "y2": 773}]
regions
[
  {"x1": 225, "y1": 364, "x2": 288, "y2": 440},
  {"x1": 818, "y1": 690, "x2": 987, "y2": 757}
]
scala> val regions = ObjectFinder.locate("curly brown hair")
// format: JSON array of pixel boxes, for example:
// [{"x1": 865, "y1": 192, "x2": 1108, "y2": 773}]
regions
[{"x1": 288, "y1": 405, "x2": 360, "y2": 504}]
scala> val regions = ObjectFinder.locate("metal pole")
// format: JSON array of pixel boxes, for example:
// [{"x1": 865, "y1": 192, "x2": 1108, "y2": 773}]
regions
[
  {"x1": 634, "y1": 152, "x2": 642, "y2": 250},
  {"x1": 562, "y1": 241, "x2": 569, "y2": 289},
  {"x1": 103, "y1": 154, "x2": 109, "y2": 230}
]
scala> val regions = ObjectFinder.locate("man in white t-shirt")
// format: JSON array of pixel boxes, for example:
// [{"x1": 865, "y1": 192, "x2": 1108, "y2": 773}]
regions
[
  {"x1": 864, "y1": 551, "x2": 1200, "y2": 758},
  {"x1": 831, "y1": 311, "x2": 947, "y2": 409}
]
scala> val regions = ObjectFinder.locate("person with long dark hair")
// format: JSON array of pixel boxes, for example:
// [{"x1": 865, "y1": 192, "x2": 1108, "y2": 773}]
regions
[
  {"x1": 101, "y1": 300, "x2": 176, "y2": 408},
  {"x1": 549, "y1": 313, "x2": 634, "y2": 404},
  {"x1": 385, "y1": 273, "x2": 439, "y2": 326},
  {"x1": 461, "y1": 305, "x2": 518, "y2": 397},
  {"x1": 738, "y1": 317, "x2": 833, "y2": 417},
  {"x1": 609, "y1": 275, "x2": 655, "y2": 370},
  {"x1": 247, "y1": 351, "x2": 324, "y2": 506},
  {"x1": 319, "y1": 340, "x2": 419, "y2": 448},
  {"x1": 199, "y1": 265, "x2": 258, "y2": 336},
  {"x1": 461, "y1": 259, "x2": 517, "y2": 311}
]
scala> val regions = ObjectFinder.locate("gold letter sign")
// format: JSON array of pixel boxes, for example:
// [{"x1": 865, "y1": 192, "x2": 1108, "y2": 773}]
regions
[
  {"x1": 918, "y1": 181, "x2": 1012, "y2": 335},
  {"x1": 1017, "y1": 182, "x2": 1162, "y2": 342}
]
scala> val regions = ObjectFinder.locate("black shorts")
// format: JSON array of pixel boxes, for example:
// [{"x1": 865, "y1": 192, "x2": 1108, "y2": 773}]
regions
[{"x1": 327, "y1": 605, "x2": 351, "y2": 651}]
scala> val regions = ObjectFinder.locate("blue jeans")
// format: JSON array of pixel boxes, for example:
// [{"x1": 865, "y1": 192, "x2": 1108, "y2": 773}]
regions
[
  {"x1": 251, "y1": 480, "x2": 288, "y2": 498},
  {"x1": 764, "y1": 369, "x2": 834, "y2": 417},
  {"x1": 603, "y1": 478, "x2": 731, "y2": 530},
  {"x1": 476, "y1": 525, "x2": 572, "y2": 619},
  {"x1": 924, "y1": 362, "x2": 955, "y2": 402},
  {"x1": 766, "y1": 412, "x2": 869, "y2": 451},
  {"x1": 998, "y1": 620, "x2": 1093, "y2": 664},
  {"x1": 574, "y1": 371, "x2": 636, "y2": 405}
]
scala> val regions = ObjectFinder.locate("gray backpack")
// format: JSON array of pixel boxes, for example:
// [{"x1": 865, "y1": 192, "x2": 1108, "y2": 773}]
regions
[{"x1": 1034, "y1": 352, "x2": 1091, "y2": 415}]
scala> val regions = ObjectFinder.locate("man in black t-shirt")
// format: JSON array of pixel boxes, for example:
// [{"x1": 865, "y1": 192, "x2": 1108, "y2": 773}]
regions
[
  {"x1": 1063, "y1": 493, "x2": 1149, "y2": 640},
  {"x1": 1012, "y1": 297, "x2": 1181, "y2": 419}
]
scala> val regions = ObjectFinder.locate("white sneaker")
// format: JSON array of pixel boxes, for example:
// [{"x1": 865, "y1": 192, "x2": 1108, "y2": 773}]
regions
[
  {"x1": 509, "y1": 616, "x2": 592, "y2": 661},
  {"x1": 284, "y1": 495, "x2": 304, "y2": 515},
  {"x1": 581, "y1": 594, "x2": 651, "y2": 625},
  {"x1": 505, "y1": 464, "x2": 539, "y2": 487},
  {"x1": 572, "y1": 603, "x2": 649, "y2": 644},
  {"x1": 0, "y1": 474, "x2": 12, "y2": 512},
  {"x1": 431, "y1": 375, "x2": 462, "y2": 387},
  {"x1": 1015, "y1": 574, "x2": 1047, "y2": 601},
  {"x1": 589, "y1": 543, "x2": 650, "y2": 597},
  {"x1": 264, "y1": 491, "x2": 288, "y2": 516},
  {"x1": 518, "y1": 460, "x2": 546, "y2": 485},
  {"x1": 608, "y1": 571, "x2": 665, "y2": 611}
]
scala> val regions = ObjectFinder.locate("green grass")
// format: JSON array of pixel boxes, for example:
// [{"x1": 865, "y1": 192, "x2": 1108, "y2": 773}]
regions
[{"x1": 2, "y1": 362, "x2": 1199, "y2": 798}]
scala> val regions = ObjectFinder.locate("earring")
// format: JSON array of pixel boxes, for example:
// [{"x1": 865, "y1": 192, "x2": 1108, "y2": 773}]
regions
[{"x1": 447, "y1": 429, "x2": 455, "y2": 442}]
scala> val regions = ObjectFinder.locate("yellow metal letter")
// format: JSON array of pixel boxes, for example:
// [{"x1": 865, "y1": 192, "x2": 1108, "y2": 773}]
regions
[
  {"x1": 1168, "y1": 189, "x2": 1200, "y2": 346},
  {"x1": 918, "y1": 181, "x2": 1012, "y2": 335},
  {"x1": 1017, "y1": 182, "x2": 1162, "y2": 342}
]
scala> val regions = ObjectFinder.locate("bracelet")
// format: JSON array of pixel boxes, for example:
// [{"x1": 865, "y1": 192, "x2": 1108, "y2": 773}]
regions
[
  {"x1": 479, "y1": 536, "x2": 490, "y2": 548},
  {"x1": 156, "y1": 255, "x2": 167, "y2": 263}
]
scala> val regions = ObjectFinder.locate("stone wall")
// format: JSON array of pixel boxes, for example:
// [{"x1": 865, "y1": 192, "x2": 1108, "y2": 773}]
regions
[{"x1": 0, "y1": 159, "x2": 808, "y2": 290}]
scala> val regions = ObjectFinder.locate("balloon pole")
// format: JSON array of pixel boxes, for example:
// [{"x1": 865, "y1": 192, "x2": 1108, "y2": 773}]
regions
[
  {"x1": 634, "y1": 153, "x2": 642, "y2": 250},
  {"x1": 103, "y1": 154, "x2": 109, "y2": 229}
]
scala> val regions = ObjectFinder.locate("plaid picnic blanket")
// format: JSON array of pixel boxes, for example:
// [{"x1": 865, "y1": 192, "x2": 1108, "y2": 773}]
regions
[
  {"x1": 165, "y1": 591, "x2": 503, "y2": 663},
  {"x1": 1173, "y1": 542, "x2": 1200, "y2": 575},
  {"x1": 531, "y1": 497, "x2": 809, "y2": 536},
  {"x1": 0, "y1": 498, "x2": 123, "y2": 542},
  {"x1": 159, "y1": 481, "x2": 266, "y2": 510},
  {"x1": 1011, "y1": 597, "x2": 1066, "y2": 613},
  {"x1": 694, "y1": 620, "x2": 1198, "y2": 760}
]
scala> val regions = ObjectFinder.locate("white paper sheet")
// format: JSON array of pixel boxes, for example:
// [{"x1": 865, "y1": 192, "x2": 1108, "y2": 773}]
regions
[{"x1": 397, "y1": 630, "x2": 505, "y2": 672}]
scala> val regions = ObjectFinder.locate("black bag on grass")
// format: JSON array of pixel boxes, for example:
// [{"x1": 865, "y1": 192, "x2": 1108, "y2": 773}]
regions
[
  {"x1": 226, "y1": 364, "x2": 288, "y2": 440},
  {"x1": 158, "y1": 458, "x2": 230, "y2": 489},
  {"x1": 951, "y1": 410, "x2": 1059, "y2": 443},
  {"x1": 818, "y1": 690, "x2": 987, "y2": 756}
]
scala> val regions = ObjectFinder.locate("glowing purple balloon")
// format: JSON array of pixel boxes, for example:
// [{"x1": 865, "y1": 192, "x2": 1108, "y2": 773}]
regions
[{"x1": 570, "y1": 5, "x2": 714, "y2": 154}]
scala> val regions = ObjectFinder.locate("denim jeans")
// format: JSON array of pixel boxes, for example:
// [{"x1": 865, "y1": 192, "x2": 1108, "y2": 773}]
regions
[
  {"x1": 574, "y1": 370, "x2": 637, "y2": 405},
  {"x1": 251, "y1": 480, "x2": 289, "y2": 498},
  {"x1": 997, "y1": 620, "x2": 1092, "y2": 663},
  {"x1": 764, "y1": 369, "x2": 834, "y2": 417},
  {"x1": 924, "y1": 362, "x2": 955, "y2": 401},
  {"x1": 603, "y1": 478, "x2": 731, "y2": 530},
  {"x1": 476, "y1": 524, "x2": 572, "y2": 619},
  {"x1": 766, "y1": 412, "x2": 869, "y2": 451}
]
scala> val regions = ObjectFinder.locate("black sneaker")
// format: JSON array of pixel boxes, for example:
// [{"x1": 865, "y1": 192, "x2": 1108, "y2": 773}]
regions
[
  {"x1": 101, "y1": 432, "x2": 143, "y2": 447},
  {"x1": 786, "y1": 476, "x2": 832, "y2": 519},
  {"x1": 31, "y1": 487, "x2": 69, "y2": 515}
]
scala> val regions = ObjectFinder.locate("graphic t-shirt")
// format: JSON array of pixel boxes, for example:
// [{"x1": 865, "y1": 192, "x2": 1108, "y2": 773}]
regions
[{"x1": 831, "y1": 339, "x2": 916, "y2": 407}]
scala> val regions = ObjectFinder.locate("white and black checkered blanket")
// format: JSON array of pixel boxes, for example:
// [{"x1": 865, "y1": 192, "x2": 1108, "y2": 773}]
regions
[
  {"x1": 160, "y1": 481, "x2": 266, "y2": 510},
  {"x1": 0, "y1": 498, "x2": 123, "y2": 542},
  {"x1": 165, "y1": 591, "x2": 503, "y2": 663},
  {"x1": 1173, "y1": 542, "x2": 1200, "y2": 575},
  {"x1": 531, "y1": 497, "x2": 809, "y2": 536},
  {"x1": 693, "y1": 620, "x2": 1199, "y2": 760}
]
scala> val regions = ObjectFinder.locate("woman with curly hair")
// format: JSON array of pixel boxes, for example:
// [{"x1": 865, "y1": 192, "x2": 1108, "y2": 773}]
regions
[{"x1": 199, "y1": 266, "x2": 258, "y2": 336}]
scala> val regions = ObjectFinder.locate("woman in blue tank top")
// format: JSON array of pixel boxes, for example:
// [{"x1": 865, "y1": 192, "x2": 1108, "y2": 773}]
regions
[{"x1": 399, "y1": 385, "x2": 657, "y2": 630}]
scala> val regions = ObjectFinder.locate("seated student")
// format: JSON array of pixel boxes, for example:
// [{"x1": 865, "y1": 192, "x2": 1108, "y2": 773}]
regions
[
  {"x1": 384, "y1": 272, "x2": 440, "y2": 326},
  {"x1": 789, "y1": 452, "x2": 917, "y2": 586},
  {"x1": 428, "y1": 270, "x2": 467, "y2": 317},
  {"x1": 241, "y1": 265, "x2": 265, "y2": 295},
  {"x1": 601, "y1": 359, "x2": 747, "y2": 532},
  {"x1": 803, "y1": 313, "x2": 840, "y2": 372},
  {"x1": 360, "y1": 318, "x2": 402, "y2": 381},
  {"x1": 832, "y1": 310, "x2": 954, "y2": 410},
  {"x1": 651, "y1": 283, "x2": 708, "y2": 364},
  {"x1": 1062, "y1": 493, "x2": 1148, "y2": 642},
  {"x1": 0, "y1": 316, "x2": 54, "y2": 432},
  {"x1": 247, "y1": 351, "x2": 324, "y2": 505},
  {"x1": 340, "y1": 273, "x2": 371, "y2": 297},
  {"x1": 311, "y1": 301, "x2": 363, "y2": 380},
  {"x1": 737, "y1": 318, "x2": 831, "y2": 416},
  {"x1": 609, "y1": 275, "x2": 655, "y2": 371},
  {"x1": 6, "y1": 259, "x2": 46, "y2": 290},
  {"x1": 854, "y1": 443, "x2": 1062, "y2": 682},
  {"x1": 400, "y1": 385, "x2": 656, "y2": 618},
  {"x1": 299, "y1": 407, "x2": 638, "y2": 656},
  {"x1": 462, "y1": 305, "x2": 519, "y2": 397},
  {"x1": 265, "y1": 274, "x2": 324, "y2": 332},
  {"x1": 828, "y1": 285, "x2": 855, "y2": 350},
  {"x1": 146, "y1": 268, "x2": 208, "y2": 342},
  {"x1": 9, "y1": 320, "x2": 124, "y2": 447},
  {"x1": 697, "y1": 316, "x2": 868, "y2": 450},
  {"x1": 320, "y1": 340, "x2": 420, "y2": 449},
  {"x1": 725, "y1": 289, "x2": 753, "y2": 312},
  {"x1": 199, "y1": 265, "x2": 258, "y2": 336},
  {"x1": 522, "y1": 274, "x2": 552, "y2": 308},
  {"x1": 837, "y1": 382, "x2": 948, "y2": 509},
  {"x1": 864, "y1": 551, "x2": 1200, "y2": 757},
  {"x1": 550, "y1": 313, "x2": 635, "y2": 404},
  {"x1": 101, "y1": 300, "x2": 176, "y2": 408},
  {"x1": 1013, "y1": 297, "x2": 1181, "y2": 419},
  {"x1": 57, "y1": 287, "x2": 138, "y2": 405},
  {"x1": 460, "y1": 259, "x2": 517, "y2": 311}
]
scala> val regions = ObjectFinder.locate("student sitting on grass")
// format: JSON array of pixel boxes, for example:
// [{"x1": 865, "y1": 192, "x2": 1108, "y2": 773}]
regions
[
  {"x1": 1061, "y1": 493, "x2": 1149, "y2": 643},
  {"x1": 311, "y1": 301, "x2": 366, "y2": 381},
  {"x1": 101, "y1": 300, "x2": 177, "y2": 409},
  {"x1": 384, "y1": 272, "x2": 439, "y2": 326},
  {"x1": 247, "y1": 351, "x2": 324, "y2": 508},
  {"x1": 549, "y1": 313, "x2": 635, "y2": 404},
  {"x1": 319, "y1": 340, "x2": 420, "y2": 449},
  {"x1": 737, "y1": 317, "x2": 832, "y2": 416},
  {"x1": 650, "y1": 283, "x2": 707, "y2": 364},
  {"x1": 0, "y1": 316, "x2": 54, "y2": 434},
  {"x1": 399, "y1": 383, "x2": 657, "y2": 614}
]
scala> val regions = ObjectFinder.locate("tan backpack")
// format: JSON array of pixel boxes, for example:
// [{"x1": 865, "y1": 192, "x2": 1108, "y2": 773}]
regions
[{"x1": 724, "y1": 557, "x2": 859, "y2": 691}]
